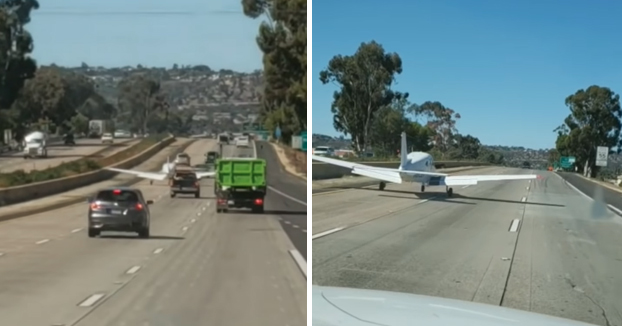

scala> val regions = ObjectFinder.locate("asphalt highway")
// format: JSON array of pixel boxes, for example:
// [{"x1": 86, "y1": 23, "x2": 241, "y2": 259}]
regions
[
  {"x1": 0, "y1": 139, "x2": 306, "y2": 326},
  {"x1": 0, "y1": 138, "x2": 136, "y2": 173},
  {"x1": 312, "y1": 167, "x2": 622, "y2": 326},
  {"x1": 255, "y1": 140, "x2": 307, "y2": 259}
]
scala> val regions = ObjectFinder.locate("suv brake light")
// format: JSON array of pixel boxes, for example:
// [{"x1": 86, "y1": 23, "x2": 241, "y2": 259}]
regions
[
  {"x1": 135, "y1": 203, "x2": 144, "y2": 210},
  {"x1": 90, "y1": 203, "x2": 100, "y2": 210}
]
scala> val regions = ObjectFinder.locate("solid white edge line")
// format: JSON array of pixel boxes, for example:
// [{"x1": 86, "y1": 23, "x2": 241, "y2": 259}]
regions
[
  {"x1": 126, "y1": 266, "x2": 141, "y2": 274},
  {"x1": 269, "y1": 186, "x2": 307, "y2": 206},
  {"x1": 607, "y1": 204, "x2": 622, "y2": 216},
  {"x1": 509, "y1": 219, "x2": 520, "y2": 232},
  {"x1": 289, "y1": 249, "x2": 307, "y2": 278},
  {"x1": 312, "y1": 227, "x2": 344, "y2": 240},
  {"x1": 71, "y1": 228, "x2": 82, "y2": 233},
  {"x1": 565, "y1": 181, "x2": 593, "y2": 201},
  {"x1": 78, "y1": 293, "x2": 105, "y2": 307}
]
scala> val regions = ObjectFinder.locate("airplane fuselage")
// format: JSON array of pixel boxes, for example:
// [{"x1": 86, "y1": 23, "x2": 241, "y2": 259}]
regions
[{"x1": 399, "y1": 152, "x2": 436, "y2": 184}]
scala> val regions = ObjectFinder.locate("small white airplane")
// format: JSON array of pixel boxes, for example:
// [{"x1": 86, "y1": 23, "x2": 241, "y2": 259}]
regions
[
  {"x1": 106, "y1": 156, "x2": 216, "y2": 184},
  {"x1": 312, "y1": 132, "x2": 539, "y2": 197}
]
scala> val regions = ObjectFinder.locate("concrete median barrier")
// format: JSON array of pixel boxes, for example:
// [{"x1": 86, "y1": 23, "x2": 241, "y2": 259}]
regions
[
  {"x1": 312, "y1": 160, "x2": 493, "y2": 180},
  {"x1": 0, "y1": 136, "x2": 177, "y2": 207}
]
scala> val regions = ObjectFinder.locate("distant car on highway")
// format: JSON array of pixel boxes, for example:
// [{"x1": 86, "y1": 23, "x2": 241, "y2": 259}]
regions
[
  {"x1": 87, "y1": 187, "x2": 152, "y2": 238},
  {"x1": 313, "y1": 146, "x2": 335, "y2": 157},
  {"x1": 174, "y1": 153, "x2": 191, "y2": 166},
  {"x1": 101, "y1": 133, "x2": 114, "y2": 144},
  {"x1": 236, "y1": 136, "x2": 250, "y2": 147}
]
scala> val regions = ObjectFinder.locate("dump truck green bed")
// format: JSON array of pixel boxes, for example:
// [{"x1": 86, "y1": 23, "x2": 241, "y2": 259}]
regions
[{"x1": 216, "y1": 158, "x2": 267, "y2": 188}]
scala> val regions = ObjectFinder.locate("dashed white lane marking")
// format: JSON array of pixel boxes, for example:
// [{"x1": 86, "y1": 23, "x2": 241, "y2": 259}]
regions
[
  {"x1": 313, "y1": 227, "x2": 345, "y2": 240},
  {"x1": 196, "y1": 212, "x2": 201, "y2": 216},
  {"x1": 607, "y1": 204, "x2": 622, "y2": 216},
  {"x1": 126, "y1": 266, "x2": 141, "y2": 274},
  {"x1": 153, "y1": 248, "x2": 164, "y2": 254},
  {"x1": 462, "y1": 185, "x2": 471, "y2": 189},
  {"x1": 202, "y1": 207, "x2": 206, "y2": 211},
  {"x1": 292, "y1": 224, "x2": 299, "y2": 228},
  {"x1": 509, "y1": 219, "x2": 520, "y2": 232},
  {"x1": 526, "y1": 186, "x2": 530, "y2": 190},
  {"x1": 78, "y1": 293, "x2": 105, "y2": 307},
  {"x1": 71, "y1": 228, "x2": 82, "y2": 233},
  {"x1": 0, "y1": 253, "x2": 4, "y2": 257},
  {"x1": 190, "y1": 219, "x2": 196, "y2": 223},
  {"x1": 284, "y1": 220, "x2": 291, "y2": 225},
  {"x1": 288, "y1": 250, "x2": 306, "y2": 278},
  {"x1": 302, "y1": 229, "x2": 307, "y2": 233},
  {"x1": 36, "y1": 239, "x2": 49, "y2": 245},
  {"x1": 182, "y1": 226, "x2": 189, "y2": 232},
  {"x1": 521, "y1": 197, "x2": 526, "y2": 202},
  {"x1": 268, "y1": 186, "x2": 307, "y2": 207}
]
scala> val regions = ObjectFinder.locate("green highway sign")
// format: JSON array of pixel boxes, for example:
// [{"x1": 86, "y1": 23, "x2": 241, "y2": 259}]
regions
[
  {"x1": 560, "y1": 156, "x2": 576, "y2": 168},
  {"x1": 301, "y1": 131, "x2": 307, "y2": 151}
]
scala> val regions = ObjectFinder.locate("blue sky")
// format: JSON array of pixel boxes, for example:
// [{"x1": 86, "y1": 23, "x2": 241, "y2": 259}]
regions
[
  {"x1": 312, "y1": 0, "x2": 622, "y2": 149},
  {"x1": 27, "y1": 0, "x2": 264, "y2": 71}
]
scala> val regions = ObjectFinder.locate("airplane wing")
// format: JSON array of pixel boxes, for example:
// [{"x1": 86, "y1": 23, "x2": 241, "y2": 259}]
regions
[
  {"x1": 443, "y1": 174, "x2": 537, "y2": 186},
  {"x1": 312, "y1": 155, "x2": 446, "y2": 184},
  {"x1": 312, "y1": 155, "x2": 538, "y2": 186},
  {"x1": 195, "y1": 171, "x2": 216, "y2": 179},
  {"x1": 106, "y1": 167, "x2": 169, "y2": 181}
]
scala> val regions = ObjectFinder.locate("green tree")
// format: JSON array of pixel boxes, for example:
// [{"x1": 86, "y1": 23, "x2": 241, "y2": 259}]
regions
[
  {"x1": 117, "y1": 74, "x2": 167, "y2": 134},
  {"x1": 449, "y1": 134, "x2": 481, "y2": 160},
  {"x1": 319, "y1": 41, "x2": 406, "y2": 153},
  {"x1": 554, "y1": 85, "x2": 622, "y2": 176},
  {"x1": 369, "y1": 97, "x2": 411, "y2": 156},
  {"x1": 242, "y1": 0, "x2": 307, "y2": 142},
  {"x1": 0, "y1": 0, "x2": 39, "y2": 136},
  {"x1": 411, "y1": 101, "x2": 461, "y2": 153}
]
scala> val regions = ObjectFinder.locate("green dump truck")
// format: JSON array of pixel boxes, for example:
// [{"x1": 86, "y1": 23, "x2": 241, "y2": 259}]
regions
[{"x1": 215, "y1": 158, "x2": 267, "y2": 214}]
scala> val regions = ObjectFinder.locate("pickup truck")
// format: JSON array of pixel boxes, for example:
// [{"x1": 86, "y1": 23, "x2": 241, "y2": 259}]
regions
[
  {"x1": 215, "y1": 158, "x2": 266, "y2": 213},
  {"x1": 175, "y1": 153, "x2": 191, "y2": 166},
  {"x1": 170, "y1": 170, "x2": 200, "y2": 198},
  {"x1": 236, "y1": 136, "x2": 249, "y2": 148}
]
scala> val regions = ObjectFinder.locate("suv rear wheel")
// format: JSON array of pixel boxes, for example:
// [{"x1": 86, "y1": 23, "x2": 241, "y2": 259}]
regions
[
  {"x1": 88, "y1": 228, "x2": 100, "y2": 238},
  {"x1": 138, "y1": 228, "x2": 150, "y2": 238}
]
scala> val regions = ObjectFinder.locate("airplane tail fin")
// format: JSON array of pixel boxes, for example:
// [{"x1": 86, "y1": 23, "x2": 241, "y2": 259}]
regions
[{"x1": 399, "y1": 132, "x2": 407, "y2": 170}]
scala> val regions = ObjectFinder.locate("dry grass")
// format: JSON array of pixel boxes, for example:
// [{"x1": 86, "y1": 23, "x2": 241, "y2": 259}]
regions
[{"x1": 283, "y1": 146, "x2": 307, "y2": 175}]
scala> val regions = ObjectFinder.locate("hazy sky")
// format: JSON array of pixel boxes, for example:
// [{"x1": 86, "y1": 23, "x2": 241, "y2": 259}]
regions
[{"x1": 27, "y1": 0, "x2": 265, "y2": 71}]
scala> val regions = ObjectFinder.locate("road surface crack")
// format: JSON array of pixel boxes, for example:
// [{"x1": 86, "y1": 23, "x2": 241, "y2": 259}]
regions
[{"x1": 564, "y1": 277, "x2": 612, "y2": 326}]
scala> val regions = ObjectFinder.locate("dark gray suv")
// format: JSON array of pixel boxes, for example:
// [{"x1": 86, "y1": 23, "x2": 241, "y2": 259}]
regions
[{"x1": 87, "y1": 187, "x2": 152, "y2": 238}]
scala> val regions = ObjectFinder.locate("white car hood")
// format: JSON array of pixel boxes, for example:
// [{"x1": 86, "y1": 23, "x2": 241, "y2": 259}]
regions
[{"x1": 312, "y1": 286, "x2": 597, "y2": 326}]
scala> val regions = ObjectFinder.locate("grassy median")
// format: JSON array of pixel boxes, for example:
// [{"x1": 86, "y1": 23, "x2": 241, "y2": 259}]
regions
[{"x1": 0, "y1": 134, "x2": 168, "y2": 188}]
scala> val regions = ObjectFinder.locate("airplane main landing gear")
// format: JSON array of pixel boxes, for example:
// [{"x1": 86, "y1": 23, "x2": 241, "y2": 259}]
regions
[
  {"x1": 446, "y1": 186, "x2": 453, "y2": 197},
  {"x1": 379, "y1": 182, "x2": 386, "y2": 191},
  {"x1": 421, "y1": 185, "x2": 425, "y2": 192},
  {"x1": 150, "y1": 180, "x2": 154, "y2": 185}
]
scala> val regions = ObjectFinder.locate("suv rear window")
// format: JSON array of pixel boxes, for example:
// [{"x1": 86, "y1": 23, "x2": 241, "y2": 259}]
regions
[{"x1": 96, "y1": 190, "x2": 139, "y2": 203}]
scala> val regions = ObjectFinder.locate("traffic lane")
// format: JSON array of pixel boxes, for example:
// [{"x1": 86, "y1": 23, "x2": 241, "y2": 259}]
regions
[
  {"x1": 256, "y1": 140, "x2": 306, "y2": 202},
  {"x1": 0, "y1": 180, "x2": 209, "y2": 325},
  {"x1": 558, "y1": 172, "x2": 622, "y2": 213},
  {"x1": 312, "y1": 169, "x2": 620, "y2": 326},
  {"x1": 254, "y1": 141, "x2": 307, "y2": 258},
  {"x1": 74, "y1": 196, "x2": 307, "y2": 326},
  {"x1": 312, "y1": 167, "x2": 535, "y2": 302},
  {"x1": 312, "y1": 166, "x2": 520, "y2": 235},
  {"x1": 0, "y1": 139, "x2": 222, "y2": 324},
  {"x1": 0, "y1": 139, "x2": 213, "y2": 254},
  {"x1": 0, "y1": 138, "x2": 135, "y2": 173},
  {"x1": 502, "y1": 171, "x2": 622, "y2": 326}
]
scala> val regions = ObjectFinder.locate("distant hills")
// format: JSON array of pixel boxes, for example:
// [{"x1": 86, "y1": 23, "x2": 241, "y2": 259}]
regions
[{"x1": 54, "y1": 64, "x2": 263, "y2": 133}]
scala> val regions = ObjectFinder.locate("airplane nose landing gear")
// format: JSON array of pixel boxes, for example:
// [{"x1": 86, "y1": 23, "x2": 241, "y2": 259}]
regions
[
  {"x1": 421, "y1": 185, "x2": 425, "y2": 192},
  {"x1": 379, "y1": 182, "x2": 386, "y2": 191},
  {"x1": 150, "y1": 180, "x2": 153, "y2": 185},
  {"x1": 446, "y1": 186, "x2": 453, "y2": 197}
]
